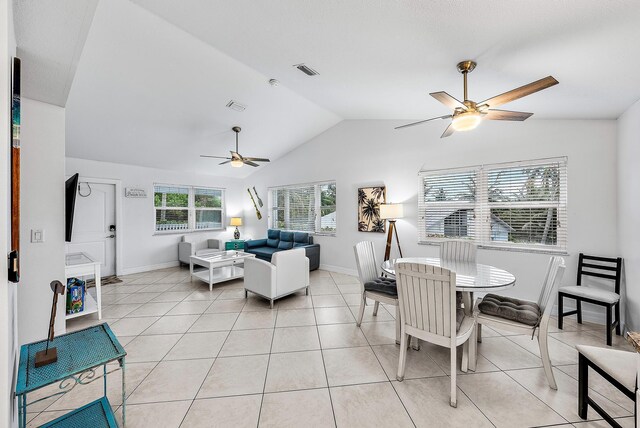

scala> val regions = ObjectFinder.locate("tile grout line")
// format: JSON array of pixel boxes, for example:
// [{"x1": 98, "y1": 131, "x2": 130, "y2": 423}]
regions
[{"x1": 255, "y1": 301, "x2": 280, "y2": 427}]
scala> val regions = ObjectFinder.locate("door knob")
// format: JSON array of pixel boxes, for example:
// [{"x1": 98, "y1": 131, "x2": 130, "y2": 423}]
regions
[{"x1": 107, "y1": 235, "x2": 115, "y2": 239}]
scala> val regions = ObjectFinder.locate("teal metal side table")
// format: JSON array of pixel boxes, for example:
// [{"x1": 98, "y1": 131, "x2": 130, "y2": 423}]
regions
[
  {"x1": 16, "y1": 323, "x2": 126, "y2": 427},
  {"x1": 225, "y1": 240, "x2": 246, "y2": 250}
]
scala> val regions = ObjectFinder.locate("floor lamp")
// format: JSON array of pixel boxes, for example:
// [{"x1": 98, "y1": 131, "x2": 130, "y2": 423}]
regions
[{"x1": 380, "y1": 203, "x2": 404, "y2": 261}]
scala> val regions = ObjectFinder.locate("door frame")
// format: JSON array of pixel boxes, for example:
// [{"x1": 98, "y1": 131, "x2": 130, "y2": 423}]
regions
[{"x1": 68, "y1": 176, "x2": 123, "y2": 276}]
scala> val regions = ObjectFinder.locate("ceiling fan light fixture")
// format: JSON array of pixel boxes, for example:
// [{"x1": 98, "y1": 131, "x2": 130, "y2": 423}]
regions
[
  {"x1": 451, "y1": 111, "x2": 482, "y2": 132},
  {"x1": 230, "y1": 159, "x2": 244, "y2": 168}
]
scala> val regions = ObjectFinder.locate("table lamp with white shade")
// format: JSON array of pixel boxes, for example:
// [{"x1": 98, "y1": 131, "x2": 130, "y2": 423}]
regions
[
  {"x1": 379, "y1": 203, "x2": 404, "y2": 261},
  {"x1": 230, "y1": 217, "x2": 243, "y2": 240}
]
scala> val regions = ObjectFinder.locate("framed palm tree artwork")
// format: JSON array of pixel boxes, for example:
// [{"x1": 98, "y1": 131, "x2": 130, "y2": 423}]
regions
[{"x1": 357, "y1": 186, "x2": 386, "y2": 233}]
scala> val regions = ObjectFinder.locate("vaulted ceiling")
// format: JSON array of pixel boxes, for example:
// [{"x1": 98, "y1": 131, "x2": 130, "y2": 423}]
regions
[{"x1": 13, "y1": 0, "x2": 640, "y2": 177}]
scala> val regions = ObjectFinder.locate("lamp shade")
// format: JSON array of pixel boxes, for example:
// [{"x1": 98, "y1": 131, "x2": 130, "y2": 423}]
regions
[
  {"x1": 229, "y1": 217, "x2": 243, "y2": 227},
  {"x1": 379, "y1": 203, "x2": 404, "y2": 220}
]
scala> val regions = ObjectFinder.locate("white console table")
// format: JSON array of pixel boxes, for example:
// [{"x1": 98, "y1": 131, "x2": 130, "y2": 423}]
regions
[{"x1": 64, "y1": 252, "x2": 102, "y2": 320}]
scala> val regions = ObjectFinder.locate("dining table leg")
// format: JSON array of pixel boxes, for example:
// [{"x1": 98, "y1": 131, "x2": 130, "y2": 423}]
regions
[{"x1": 463, "y1": 291, "x2": 478, "y2": 371}]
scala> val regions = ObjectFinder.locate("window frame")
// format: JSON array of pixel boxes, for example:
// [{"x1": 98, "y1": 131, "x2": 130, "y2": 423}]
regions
[
  {"x1": 154, "y1": 184, "x2": 225, "y2": 234},
  {"x1": 418, "y1": 157, "x2": 568, "y2": 254},
  {"x1": 268, "y1": 180, "x2": 337, "y2": 236}
]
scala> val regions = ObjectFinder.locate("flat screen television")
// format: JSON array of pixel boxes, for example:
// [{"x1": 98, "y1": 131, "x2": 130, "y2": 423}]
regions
[{"x1": 65, "y1": 173, "x2": 79, "y2": 242}]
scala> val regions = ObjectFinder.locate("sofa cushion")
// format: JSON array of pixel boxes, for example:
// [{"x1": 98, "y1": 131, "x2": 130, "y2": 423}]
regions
[
  {"x1": 279, "y1": 231, "x2": 294, "y2": 243},
  {"x1": 278, "y1": 240, "x2": 293, "y2": 250},
  {"x1": 267, "y1": 229, "x2": 280, "y2": 240},
  {"x1": 478, "y1": 294, "x2": 541, "y2": 326},
  {"x1": 247, "y1": 247, "x2": 281, "y2": 259},
  {"x1": 364, "y1": 277, "x2": 397, "y2": 297},
  {"x1": 266, "y1": 239, "x2": 280, "y2": 248},
  {"x1": 293, "y1": 242, "x2": 308, "y2": 248},
  {"x1": 293, "y1": 232, "x2": 309, "y2": 244},
  {"x1": 245, "y1": 239, "x2": 266, "y2": 249}
]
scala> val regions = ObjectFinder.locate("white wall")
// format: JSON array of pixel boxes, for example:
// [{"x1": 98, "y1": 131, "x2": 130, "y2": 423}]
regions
[
  {"x1": 617, "y1": 98, "x2": 640, "y2": 332},
  {"x1": 18, "y1": 98, "x2": 66, "y2": 345},
  {"x1": 244, "y1": 119, "x2": 618, "y2": 319},
  {"x1": 65, "y1": 158, "x2": 245, "y2": 274},
  {"x1": 1, "y1": 0, "x2": 18, "y2": 423}
]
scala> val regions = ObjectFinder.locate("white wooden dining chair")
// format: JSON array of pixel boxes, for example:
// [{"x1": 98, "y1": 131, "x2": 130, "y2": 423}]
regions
[
  {"x1": 395, "y1": 261, "x2": 476, "y2": 407},
  {"x1": 353, "y1": 241, "x2": 400, "y2": 343},
  {"x1": 440, "y1": 240, "x2": 477, "y2": 263},
  {"x1": 474, "y1": 256, "x2": 565, "y2": 389}
]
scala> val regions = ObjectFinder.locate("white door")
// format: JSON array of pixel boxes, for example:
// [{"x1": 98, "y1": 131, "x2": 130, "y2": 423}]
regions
[{"x1": 66, "y1": 181, "x2": 116, "y2": 277}]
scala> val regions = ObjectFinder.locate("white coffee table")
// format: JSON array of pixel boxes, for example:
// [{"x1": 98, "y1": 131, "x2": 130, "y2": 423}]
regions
[{"x1": 190, "y1": 250, "x2": 256, "y2": 291}]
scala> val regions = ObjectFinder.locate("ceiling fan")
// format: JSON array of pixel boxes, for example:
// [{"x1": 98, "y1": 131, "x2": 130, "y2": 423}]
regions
[
  {"x1": 396, "y1": 60, "x2": 558, "y2": 137},
  {"x1": 200, "y1": 126, "x2": 270, "y2": 168}
]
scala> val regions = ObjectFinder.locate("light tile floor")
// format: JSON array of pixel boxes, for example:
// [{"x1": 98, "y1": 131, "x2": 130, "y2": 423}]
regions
[{"x1": 25, "y1": 267, "x2": 637, "y2": 428}]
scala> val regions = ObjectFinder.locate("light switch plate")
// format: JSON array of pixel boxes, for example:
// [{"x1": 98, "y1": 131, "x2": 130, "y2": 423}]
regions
[{"x1": 31, "y1": 229, "x2": 45, "y2": 243}]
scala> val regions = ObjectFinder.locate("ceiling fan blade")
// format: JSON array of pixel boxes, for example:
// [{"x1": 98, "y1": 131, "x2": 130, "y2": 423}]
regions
[
  {"x1": 479, "y1": 76, "x2": 558, "y2": 108},
  {"x1": 200, "y1": 155, "x2": 231, "y2": 160},
  {"x1": 440, "y1": 123, "x2": 455, "y2": 138},
  {"x1": 430, "y1": 92, "x2": 467, "y2": 111},
  {"x1": 219, "y1": 160, "x2": 231, "y2": 165},
  {"x1": 243, "y1": 160, "x2": 260, "y2": 167},
  {"x1": 395, "y1": 115, "x2": 452, "y2": 130},
  {"x1": 230, "y1": 151, "x2": 242, "y2": 159},
  {"x1": 242, "y1": 157, "x2": 270, "y2": 162},
  {"x1": 484, "y1": 109, "x2": 533, "y2": 121}
]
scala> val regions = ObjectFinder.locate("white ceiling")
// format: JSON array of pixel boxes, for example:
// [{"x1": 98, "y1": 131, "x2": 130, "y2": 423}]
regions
[
  {"x1": 63, "y1": 0, "x2": 340, "y2": 178},
  {"x1": 133, "y1": 0, "x2": 640, "y2": 120},
  {"x1": 13, "y1": 0, "x2": 98, "y2": 106},
  {"x1": 14, "y1": 0, "x2": 640, "y2": 177}
]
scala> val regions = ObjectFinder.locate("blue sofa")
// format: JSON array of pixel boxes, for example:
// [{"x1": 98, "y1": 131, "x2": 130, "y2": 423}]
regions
[{"x1": 245, "y1": 229, "x2": 320, "y2": 271}]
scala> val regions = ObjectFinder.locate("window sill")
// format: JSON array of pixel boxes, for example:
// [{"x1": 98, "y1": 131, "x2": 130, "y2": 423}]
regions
[
  {"x1": 418, "y1": 241, "x2": 568, "y2": 255},
  {"x1": 154, "y1": 228, "x2": 224, "y2": 236}
]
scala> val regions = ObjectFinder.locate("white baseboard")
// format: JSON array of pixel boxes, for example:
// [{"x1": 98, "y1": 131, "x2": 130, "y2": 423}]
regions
[
  {"x1": 319, "y1": 264, "x2": 358, "y2": 277},
  {"x1": 118, "y1": 261, "x2": 180, "y2": 276}
]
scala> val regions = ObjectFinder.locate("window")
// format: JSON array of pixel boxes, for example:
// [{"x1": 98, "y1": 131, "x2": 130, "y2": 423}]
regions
[
  {"x1": 418, "y1": 157, "x2": 567, "y2": 252},
  {"x1": 269, "y1": 181, "x2": 336, "y2": 235},
  {"x1": 154, "y1": 184, "x2": 224, "y2": 232}
]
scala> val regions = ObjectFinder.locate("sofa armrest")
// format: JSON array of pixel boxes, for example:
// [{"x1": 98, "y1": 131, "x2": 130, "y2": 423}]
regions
[
  {"x1": 244, "y1": 257, "x2": 276, "y2": 298},
  {"x1": 301, "y1": 244, "x2": 320, "y2": 271},
  {"x1": 178, "y1": 241, "x2": 194, "y2": 264},
  {"x1": 245, "y1": 239, "x2": 267, "y2": 249},
  {"x1": 207, "y1": 239, "x2": 221, "y2": 250}
]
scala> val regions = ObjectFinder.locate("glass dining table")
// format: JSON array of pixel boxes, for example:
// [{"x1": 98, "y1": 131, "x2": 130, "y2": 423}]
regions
[{"x1": 380, "y1": 257, "x2": 516, "y2": 314}]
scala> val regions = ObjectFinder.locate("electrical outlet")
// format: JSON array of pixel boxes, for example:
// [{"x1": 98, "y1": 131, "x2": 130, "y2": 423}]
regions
[{"x1": 31, "y1": 229, "x2": 45, "y2": 243}]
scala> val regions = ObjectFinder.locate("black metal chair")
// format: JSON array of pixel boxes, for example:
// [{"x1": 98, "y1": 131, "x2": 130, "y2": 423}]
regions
[
  {"x1": 577, "y1": 345, "x2": 637, "y2": 428},
  {"x1": 557, "y1": 253, "x2": 622, "y2": 346}
]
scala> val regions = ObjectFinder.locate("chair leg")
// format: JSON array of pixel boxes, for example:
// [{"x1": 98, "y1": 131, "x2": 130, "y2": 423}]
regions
[
  {"x1": 538, "y1": 332, "x2": 557, "y2": 390},
  {"x1": 396, "y1": 330, "x2": 408, "y2": 381},
  {"x1": 450, "y1": 346, "x2": 457, "y2": 408},
  {"x1": 244, "y1": 289, "x2": 248, "y2": 299},
  {"x1": 411, "y1": 336, "x2": 420, "y2": 351},
  {"x1": 578, "y1": 354, "x2": 589, "y2": 419},
  {"x1": 305, "y1": 286, "x2": 309, "y2": 296},
  {"x1": 395, "y1": 306, "x2": 400, "y2": 345},
  {"x1": 614, "y1": 302, "x2": 621, "y2": 336},
  {"x1": 270, "y1": 299, "x2": 274, "y2": 309},
  {"x1": 373, "y1": 301, "x2": 380, "y2": 316},
  {"x1": 557, "y1": 293, "x2": 564, "y2": 330},
  {"x1": 469, "y1": 325, "x2": 478, "y2": 371},
  {"x1": 356, "y1": 295, "x2": 366, "y2": 327},
  {"x1": 577, "y1": 300, "x2": 583, "y2": 324},
  {"x1": 461, "y1": 342, "x2": 469, "y2": 373},
  {"x1": 606, "y1": 305, "x2": 613, "y2": 346},
  {"x1": 477, "y1": 324, "x2": 482, "y2": 343}
]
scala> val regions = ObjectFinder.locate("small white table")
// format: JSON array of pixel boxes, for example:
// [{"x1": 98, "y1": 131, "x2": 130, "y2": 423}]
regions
[
  {"x1": 64, "y1": 252, "x2": 102, "y2": 320},
  {"x1": 190, "y1": 251, "x2": 256, "y2": 291}
]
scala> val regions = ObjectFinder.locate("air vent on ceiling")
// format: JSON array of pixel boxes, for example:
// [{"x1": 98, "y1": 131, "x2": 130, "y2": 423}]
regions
[
  {"x1": 226, "y1": 100, "x2": 246, "y2": 112},
  {"x1": 293, "y1": 63, "x2": 319, "y2": 76}
]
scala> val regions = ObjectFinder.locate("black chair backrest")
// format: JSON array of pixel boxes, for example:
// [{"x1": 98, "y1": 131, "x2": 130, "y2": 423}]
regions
[{"x1": 577, "y1": 253, "x2": 623, "y2": 294}]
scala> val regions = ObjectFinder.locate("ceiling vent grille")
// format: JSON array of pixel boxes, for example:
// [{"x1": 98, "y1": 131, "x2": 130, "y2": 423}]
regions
[
  {"x1": 226, "y1": 100, "x2": 246, "y2": 112},
  {"x1": 293, "y1": 64, "x2": 319, "y2": 76}
]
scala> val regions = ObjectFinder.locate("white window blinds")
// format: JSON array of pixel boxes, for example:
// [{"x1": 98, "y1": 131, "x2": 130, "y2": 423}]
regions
[
  {"x1": 418, "y1": 157, "x2": 567, "y2": 252},
  {"x1": 269, "y1": 181, "x2": 337, "y2": 235}
]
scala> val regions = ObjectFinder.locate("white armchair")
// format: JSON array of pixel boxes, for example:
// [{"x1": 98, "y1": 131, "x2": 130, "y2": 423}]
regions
[
  {"x1": 243, "y1": 248, "x2": 309, "y2": 308},
  {"x1": 178, "y1": 234, "x2": 222, "y2": 265}
]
